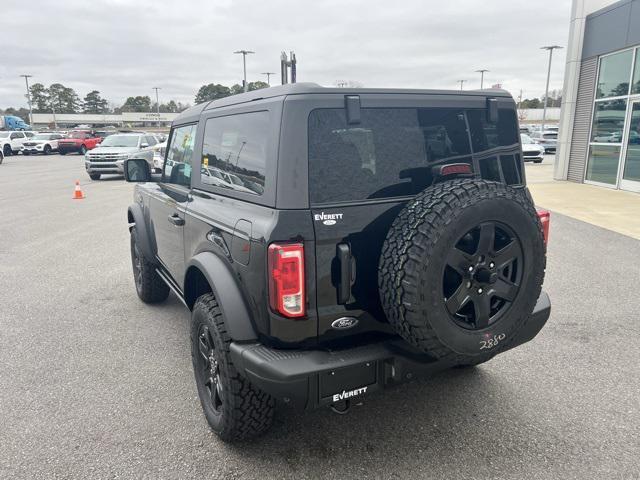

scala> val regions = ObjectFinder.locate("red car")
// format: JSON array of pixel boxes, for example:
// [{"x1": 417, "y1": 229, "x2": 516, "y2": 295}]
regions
[{"x1": 57, "y1": 130, "x2": 102, "y2": 155}]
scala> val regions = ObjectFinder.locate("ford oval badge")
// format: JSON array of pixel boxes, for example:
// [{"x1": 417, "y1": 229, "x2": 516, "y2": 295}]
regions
[
  {"x1": 331, "y1": 317, "x2": 359, "y2": 330},
  {"x1": 323, "y1": 219, "x2": 336, "y2": 226}
]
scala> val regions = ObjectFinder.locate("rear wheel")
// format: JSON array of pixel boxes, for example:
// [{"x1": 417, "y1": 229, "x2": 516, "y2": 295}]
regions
[
  {"x1": 79, "y1": 145, "x2": 87, "y2": 155},
  {"x1": 43, "y1": 145, "x2": 52, "y2": 155},
  {"x1": 59, "y1": 150, "x2": 67, "y2": 155},
  {"x1": 130, "y1": 228, "x2": 169, "y2": 303},
  {"x1": 379, "y1": 179, "x2": 546, "y2": 364},
  {"x1": 191, "y1": 293, "x2": 275, "y2": 441},
  {"x1": 3, "y1": 145, "x2": 11, "y2": 156}
]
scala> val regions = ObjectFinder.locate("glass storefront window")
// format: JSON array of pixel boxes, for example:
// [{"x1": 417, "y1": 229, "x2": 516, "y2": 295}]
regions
[
  {"x1": 590, "y1": 99, "x2": 627, "y2": 142},
  {"x1": 622, "y1": 102, "x2": 640, "y2": 182},
  {"x1": 596, "y1": 50, "x2": 633, "y2": 99},
  {"x1": 632, "y1": 49, "x2": 640, "y2": 95},
  {"x1": 586, "y1": 145, "x2": 621, "y2": 184}
]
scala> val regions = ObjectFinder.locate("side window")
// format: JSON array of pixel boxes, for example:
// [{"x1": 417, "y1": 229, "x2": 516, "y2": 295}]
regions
[
  {"x1": 467, "y1": 108, "x2": 519, "y2": 153},
  {"x1": 144, "y1": 135, "x2": 156, "y2": 147},
  {"x1": 200, "y1": 111, "x2": 269, "y2": 196},
  {"x1": 162, "y1": 124, "x2": 196, "y2": 187}
]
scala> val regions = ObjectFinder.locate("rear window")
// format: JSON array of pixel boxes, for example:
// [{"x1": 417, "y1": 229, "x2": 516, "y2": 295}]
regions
[{"x1": 308, "y1": 107, "x2": 519, "y2": 204}]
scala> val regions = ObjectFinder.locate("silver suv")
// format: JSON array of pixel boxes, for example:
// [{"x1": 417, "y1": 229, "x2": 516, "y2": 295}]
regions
[{"x1": 85, "y1": 133, "x2": 157, "y2": 180}]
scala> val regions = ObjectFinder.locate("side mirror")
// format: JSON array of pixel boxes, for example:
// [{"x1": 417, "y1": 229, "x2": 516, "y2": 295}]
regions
[
  {"x1": 140, "y1": 142, "x2": 149, "y2": 149},
  {"x1": 124, "y1": 158, "x2": 153, "y2": 182}
]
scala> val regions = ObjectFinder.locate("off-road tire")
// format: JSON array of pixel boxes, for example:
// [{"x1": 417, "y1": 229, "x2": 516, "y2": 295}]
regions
[
  {"x1": 191, "y1": 293, "x2": 275, "y2": 441},
  {"x1": 130, "y1": 228, "x2": 169, "y2": 303},
  {"x1": 379, "y1": 179, "x2": 546, "y2": 363},
  {"x1": 89, "y1": 173, "x2": 101, "y2": 181}
]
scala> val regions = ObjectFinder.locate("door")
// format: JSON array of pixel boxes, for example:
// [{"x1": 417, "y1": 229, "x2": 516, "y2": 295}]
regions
[
  {"x1": 308, "y1": 104, "x2": 476, "y2": 340},
  {"x1": 620, "y1": 101, "x2": 640, "y2": 192},
  {"x1": 10, "y1": 132, "x2": 25, "y2": 152},
  {"x1": 148, "y1": 123, "x2": 197, "y2": 286}
]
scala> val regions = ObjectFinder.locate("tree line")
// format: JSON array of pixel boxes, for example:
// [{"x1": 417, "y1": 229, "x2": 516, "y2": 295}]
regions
[
  {"x1": 1, "y1": 80, "x2": 271, "y2": 123},
  {"x1": 519, "y1": 89, "x2": 562, "y2": 109}
]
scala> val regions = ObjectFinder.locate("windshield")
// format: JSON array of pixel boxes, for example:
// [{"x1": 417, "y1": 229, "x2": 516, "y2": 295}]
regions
[
  {"x1": 33, "y1": 134, "x2": 54, "y2": 140},
  {"x1": 67, "y1": 132, "x2": 87, "y2": 139},
  {"x1": 0, "y1": 132, "x2": 10, "y2": 138},
  {"x1": 520, "y1": 134, "x2": 534, "y2": 144},
  {"x1": 99, "y1": 135, "x2": 140, "y2": 147}
]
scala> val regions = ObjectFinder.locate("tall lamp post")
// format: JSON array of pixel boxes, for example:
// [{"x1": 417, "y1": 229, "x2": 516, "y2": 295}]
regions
[
  {"x1": 20, "y1": 74, "x2": 33, "y2": 126},
  {"x1": 261, "y1": 72, "x2": 276, "y2": 86},
  {"x1": 541, "y1": 45, "x2": 563, "y2": 132},
  {"x1": 234, "y1": 50, "x2": 255, "y2": 92},
  {"x1": 475, "y1": 69, "x2": 489, "y2": 89},
  {"x1": 152, "y1": 87, "x2": 161, "y2": 127}
]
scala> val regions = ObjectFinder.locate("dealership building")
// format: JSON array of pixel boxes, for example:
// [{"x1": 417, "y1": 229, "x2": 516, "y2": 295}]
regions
[{"x1": 556, "y1": 0, "x2": 640, "y2": 193}]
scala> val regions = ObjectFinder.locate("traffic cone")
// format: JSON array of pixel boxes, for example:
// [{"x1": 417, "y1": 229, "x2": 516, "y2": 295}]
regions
[{"x1": 72, "y1": 180, "x2": 85, "y2": 200}]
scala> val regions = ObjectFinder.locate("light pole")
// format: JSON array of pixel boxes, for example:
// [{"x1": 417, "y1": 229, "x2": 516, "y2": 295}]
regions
[
  {"x1": 475, "y1": 69, "x2": 489, "y2": 89},
  {"x1": 20, "y1": 74, "x2": 33, "y2": 126},
  {"x1": 541, "y1": 45, "x2": 563, "y2": 132},
  {"x1": 234, "y1": 50, "x2": 255, "y2": 92},
  {"x1": 152, "y1": 87, "x2": 161, "y2": 127},
  {"x1": 261, "y1": 72, "x2": 276, "y2": 86},
  {"x1": 457, "y1": 80, "x2": 466, "y2": 91}
]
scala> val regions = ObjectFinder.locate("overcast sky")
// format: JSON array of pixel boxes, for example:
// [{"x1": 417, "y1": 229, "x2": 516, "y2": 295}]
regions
[{"x1": 0, "y1": 0, "x2": 572, "y2": 109}]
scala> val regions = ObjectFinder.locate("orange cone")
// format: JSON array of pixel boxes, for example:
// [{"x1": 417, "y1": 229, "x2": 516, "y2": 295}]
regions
[{"x1": 72, "y1": 180, "x2": 85, "y2": 200}]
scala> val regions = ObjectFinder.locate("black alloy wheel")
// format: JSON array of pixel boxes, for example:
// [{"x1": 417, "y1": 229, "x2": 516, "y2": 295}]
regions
[
  {"x1": 44, "y1": 144, "x2": 52, "y2": 155},
  {"x1": 196, "y1": 325, "x2": 223, "y2": 414},
  {"x1": 443, "y1": 221, "x2": 524, "y2": 330}
]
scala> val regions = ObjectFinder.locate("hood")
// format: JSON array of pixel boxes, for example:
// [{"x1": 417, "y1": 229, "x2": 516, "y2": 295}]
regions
[{"x1": 90, "y1": 146, "x2": 140, "y2": 154}]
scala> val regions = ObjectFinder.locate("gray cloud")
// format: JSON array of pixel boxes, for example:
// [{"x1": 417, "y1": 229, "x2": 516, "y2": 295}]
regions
[{"x1": 0, "y1": 0, "x2": 571, "y2": 108}]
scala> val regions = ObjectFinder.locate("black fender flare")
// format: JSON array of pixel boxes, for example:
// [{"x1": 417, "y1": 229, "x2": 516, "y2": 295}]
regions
[
  {"x1": 127, "y1": 203, "x2": 156, "y2": 262},
  {"x1": 186, "y1": 252, "x2": 258, "y2": 342}
]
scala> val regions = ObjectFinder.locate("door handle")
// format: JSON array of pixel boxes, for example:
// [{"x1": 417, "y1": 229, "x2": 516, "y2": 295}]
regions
[
  {"x1": 168, "y1": 214, "x2": 185, "y2": 226},
  {"x1": 337, "y1": 243, "x2": 353, "y2": 304}
]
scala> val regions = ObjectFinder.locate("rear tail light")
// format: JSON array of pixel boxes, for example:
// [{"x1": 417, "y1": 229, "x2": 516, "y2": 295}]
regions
[
  {"x1": 268, "y1": 243, "x2": 306, "y2": 318},
  {"x1": 537, "y1": 209, "x2": 550, "y2": 245}
]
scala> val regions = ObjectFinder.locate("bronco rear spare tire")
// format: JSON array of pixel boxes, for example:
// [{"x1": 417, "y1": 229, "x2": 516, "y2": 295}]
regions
[{"x1": 379, "y1": 179, "x2": 545, "y2": 360}]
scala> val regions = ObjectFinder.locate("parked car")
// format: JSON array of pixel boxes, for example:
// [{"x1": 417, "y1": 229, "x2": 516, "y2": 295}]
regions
[
  {"x1": 21, "y1": 133, "x2": 64, "y2": 155},
  {"x1": 531, "y1": 130, "x2": 557, "y2": 153},
  {"x1": 520, "y1": 134, "x2": 545, "y2": 163},
  {"x1": 123, "y1": 83, "x2": 551, "y2": 442},
  {"x1": 57, "y1": 130, "x2": 103, "y2": 155},
  {"x1": 0, "y1": 130, "x2": 29, "y2": 156},
  {"x1": 84, "y1": 133, "x2": 156, "y2": 180}
]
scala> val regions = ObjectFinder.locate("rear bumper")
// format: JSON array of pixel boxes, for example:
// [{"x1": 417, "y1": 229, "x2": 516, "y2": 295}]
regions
[{"x1": 231, "y1": 292, "x2": 551, "y2": 410}]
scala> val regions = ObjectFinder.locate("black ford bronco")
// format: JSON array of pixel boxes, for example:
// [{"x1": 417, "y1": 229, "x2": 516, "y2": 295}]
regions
[{"x1": 124, "y1": 83, "x2": 551, "y2": 441}]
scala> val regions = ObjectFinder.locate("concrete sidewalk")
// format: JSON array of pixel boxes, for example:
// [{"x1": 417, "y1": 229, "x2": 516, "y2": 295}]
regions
[{"x1": 525, "y1": 159, "x2": 640, "y2": 240}]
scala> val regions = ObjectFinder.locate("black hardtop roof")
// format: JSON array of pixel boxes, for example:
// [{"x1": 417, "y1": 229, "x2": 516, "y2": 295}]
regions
[{"x1": 173, "y1": 83, "x2": 513, "y2": 123}]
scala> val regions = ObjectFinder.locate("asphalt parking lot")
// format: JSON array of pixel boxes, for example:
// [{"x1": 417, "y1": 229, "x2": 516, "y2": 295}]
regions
[{"x1": 1, "y1": 153, "x2": 639, "y2": 479}]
